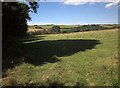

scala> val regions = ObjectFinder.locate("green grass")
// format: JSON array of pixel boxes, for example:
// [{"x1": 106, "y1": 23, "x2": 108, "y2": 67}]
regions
[{"x1": 3, "y1": 29, "x2": 118, "y2": 86}]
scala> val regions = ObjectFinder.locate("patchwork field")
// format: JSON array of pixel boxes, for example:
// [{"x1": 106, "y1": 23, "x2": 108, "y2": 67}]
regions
[
  {"x1": 28, "y1": 28, "x2": 44, "y2": 32},
  {"x1": 3, "y1": 29, "x2": 118, "y2": 86}
]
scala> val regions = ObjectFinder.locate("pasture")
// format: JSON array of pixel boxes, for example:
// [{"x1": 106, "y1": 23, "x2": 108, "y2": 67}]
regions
[{"x1": 2, "y1": 29, "x2": 118, "y2": 86}]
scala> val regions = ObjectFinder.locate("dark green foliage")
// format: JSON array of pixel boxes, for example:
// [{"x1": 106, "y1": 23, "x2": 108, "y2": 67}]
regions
[
  {"x1": 2, "y1": 2, "x2": 39, "y2": 40},
  {"x1": 35, "y1": 26, "x2": 43, "y2": 29},
  {"x1": 80, "y1": 24, "x2": 106, "y2": 31},
  {"x1": 29, "y1": 2, "x2": 39, "y2": 13},
  {"x1": 2, "y1": 2, "x2": 29, "y2": 39},
  {"x1": 60, "y1": 25, "x2": 109, "y2": 33},
  {"x1": 72, "y1": 27, "x2": 81, "y2": 32},
  {"x1": 50, "y1": 25, "x2": 61, "y2": 33}
]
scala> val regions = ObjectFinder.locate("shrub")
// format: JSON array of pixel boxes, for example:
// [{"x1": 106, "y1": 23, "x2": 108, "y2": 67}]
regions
[
  {"x1": 72, "y1": 27, "x2": 81, "y2": 32},
  {"x1": 50, "y1": 25, "x2": 61, "y2": 33},
  {"x1": 35, "y1": 26, "x2": 43, "y2": 29}
]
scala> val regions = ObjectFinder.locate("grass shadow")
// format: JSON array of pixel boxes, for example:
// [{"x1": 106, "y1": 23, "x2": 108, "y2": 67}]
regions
[
  {"x1": 19, "y1": 35, "x2": 46, "y2": 42},
  {"x1": 3, "y1": 39, "x2": 100, "y2": 71}
]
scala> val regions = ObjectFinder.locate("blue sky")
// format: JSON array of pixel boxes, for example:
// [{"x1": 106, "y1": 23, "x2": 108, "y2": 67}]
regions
[{"x1": 27, "y1": 2, "x2": 118, "y2": 25}]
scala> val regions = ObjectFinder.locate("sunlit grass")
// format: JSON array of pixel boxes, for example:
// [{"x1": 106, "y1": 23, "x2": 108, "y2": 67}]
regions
[{"x1": 3, "y1": 29, "x2": 118, "y2": 86}]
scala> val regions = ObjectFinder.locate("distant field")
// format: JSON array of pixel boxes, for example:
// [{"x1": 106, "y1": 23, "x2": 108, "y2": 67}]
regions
[
  {"x1": 28, "y1": 24, "x2": 117, "y2": 33},
  {"x1": 28, "y1": 25, "x2": 77, "y2": 29},
  {"x1": 28, "y1": 28, "x2": 44, "y2": 32},
  {"x1": 28, "y1": 24, "x2": 117, "y2": 30},
  {"x1": 28, "y1": 25, "x2": 78, "y2": 33},
  {"x1": 3, "y1": 29, "x2": 118, "y2": 86}
]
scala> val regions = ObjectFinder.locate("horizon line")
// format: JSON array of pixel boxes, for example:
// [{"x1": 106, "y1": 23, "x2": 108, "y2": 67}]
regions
[{"x1": 28, "y1": 23, "x2": 118, "y2": 25}]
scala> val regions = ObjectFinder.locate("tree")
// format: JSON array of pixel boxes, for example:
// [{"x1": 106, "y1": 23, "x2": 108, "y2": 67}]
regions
[
  {"x1": 50, "y1": 25, "x2": 61, "y2": 33},
  {"x1": 2, "y1": 1, "x2": 39, "y2": 39}
]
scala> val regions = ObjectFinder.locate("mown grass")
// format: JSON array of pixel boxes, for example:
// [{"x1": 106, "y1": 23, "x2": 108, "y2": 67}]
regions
[{"x1": 2, "y1": 29, "x2": 118, "y2": 86}]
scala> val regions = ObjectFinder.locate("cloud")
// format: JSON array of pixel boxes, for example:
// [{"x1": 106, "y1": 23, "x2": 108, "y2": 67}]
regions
[
  {"x1": 27, "y1": 22, "x2": 56, "y2": 25},
  {"x1": 62, "y1": 0, "x2": 119, "y2": 8},
  {"x1": 27, "y1": 21, "x2": 87, "y2": 25},
  {"x1": 105, "y1": 1, "x2": 119, "y2": 8}
]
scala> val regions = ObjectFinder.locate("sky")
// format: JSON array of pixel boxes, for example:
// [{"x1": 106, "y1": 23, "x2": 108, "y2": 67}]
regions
[{"x1": 27, "y1": 0, "x2": 119, "y2": 25}]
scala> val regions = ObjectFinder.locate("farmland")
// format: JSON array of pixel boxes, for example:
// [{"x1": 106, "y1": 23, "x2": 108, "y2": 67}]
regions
[
  {"x1": 28, "y1": 24, "x2": 118, "y2": 35},
  {"x1": 2, "y1": 29, "x2": 118, "y2": 86}
]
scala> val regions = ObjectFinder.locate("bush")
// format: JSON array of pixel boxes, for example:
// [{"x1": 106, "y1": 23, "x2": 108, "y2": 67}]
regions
[
  {"x1": 72, "y1": 27, "x2": 81, "y2": 32},
  {"x1": 50, "y1": 26, "x2": 61, "y2": 34},
  {"x1": 35, "y1": 26, "x2": 43, "y2": 29}
]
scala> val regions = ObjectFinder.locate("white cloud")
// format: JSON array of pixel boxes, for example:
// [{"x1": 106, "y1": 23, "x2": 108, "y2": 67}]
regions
[
  {"x1": 27, "y1": 21, "x2": 86, "y2": 25},
  {"x1": 105, "y1": 1, "x2": 119, "y2": 8},
  {"x1": 27, "y1": 22, "x2": 55, "y2": 25},
  {"x1": 62, "y1": 0, "x2": 119, "y2": 8}
]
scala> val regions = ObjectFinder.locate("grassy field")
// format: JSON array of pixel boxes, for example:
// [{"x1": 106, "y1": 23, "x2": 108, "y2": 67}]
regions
[{"x1": 3, "y1": 29, "x2": 118, "y2": 86}]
